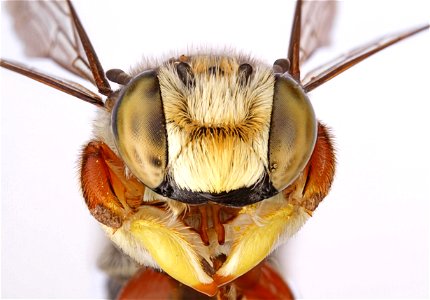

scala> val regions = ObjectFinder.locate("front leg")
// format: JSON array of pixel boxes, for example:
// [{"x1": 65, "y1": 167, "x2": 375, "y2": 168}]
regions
[
  {"x1": 284, "y1": 122, "x2": 336, "y2": 212},
  {"x1": 80, "y1": 140, "x2": 145, "y2": 228}
]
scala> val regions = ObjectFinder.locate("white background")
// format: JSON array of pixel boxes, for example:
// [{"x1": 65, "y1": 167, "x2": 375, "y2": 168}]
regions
[{"x1": 1, "y1": 0, "x2": 429, "y2": 298}]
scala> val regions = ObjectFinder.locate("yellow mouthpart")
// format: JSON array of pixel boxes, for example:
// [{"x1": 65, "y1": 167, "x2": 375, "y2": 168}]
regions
[
  {"x1": 130, "y1": 207, "x2": 217, "y2": 296},
  {"x1": 214, "y1": 204, "x2": 296, "y2": 285},
  {"x1": 128, "y1": 203, "x2": 303, "y2": 296}
]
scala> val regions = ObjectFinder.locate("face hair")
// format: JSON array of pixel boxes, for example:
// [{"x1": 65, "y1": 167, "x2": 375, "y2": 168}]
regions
[{"x1": 158, "y1": 54, "x2": 275, "y2": 194}]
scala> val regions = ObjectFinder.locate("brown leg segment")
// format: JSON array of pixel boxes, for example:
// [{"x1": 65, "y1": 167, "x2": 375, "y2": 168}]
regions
[
  {"x1": 118, "y1": 263, "x2": 293, "y2": 300},
  {"x1": 284, "y1": 122, "x2": 336, "y2": 212},
  {"x1": 234, "y1": 261, "x2": 294, "y2": 300},
  {"x1": 118, "y1": 268, "x2": 217, "y2": 300},
  {"x1": 80, "y1": 140, "x2": 145, "y2": 228}
]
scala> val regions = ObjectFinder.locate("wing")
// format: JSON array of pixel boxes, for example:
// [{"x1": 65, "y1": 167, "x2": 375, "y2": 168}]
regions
[
  {"x1": 302, "y1": 24, "x2": 429, "y2": 92},
  {"x1": 299, "y1": 0, "x2": 337, "y2": 66},
  {"x1": 280, "y1": 1, "x2": 429, "y2": 91},
  {"x1": 278, "y1": 0, "x2": 337, "y2": 80},
  {"x1": 6, "y1": 1, "x2": 93, "y2": 83},
  {"x1": 0, "y1": 58, "x2": 104, "y2": 107},
  {"x1": 3, "y1": 0, "x2": 112, "y2": 102}
]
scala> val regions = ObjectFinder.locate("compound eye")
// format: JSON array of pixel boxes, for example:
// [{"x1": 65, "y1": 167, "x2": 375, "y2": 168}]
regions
[
  {"x1": 269, "y1": 74, "x2": 317, "y2": 191},
  {"x1": 112, "y1": 70, "x2": 167, "y2": 189}
]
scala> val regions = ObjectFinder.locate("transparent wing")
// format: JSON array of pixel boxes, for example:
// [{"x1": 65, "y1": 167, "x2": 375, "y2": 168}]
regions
[
  {"x1": 302, "y1": 24, "x2": 429, "y2": 92},
  {"x1": 6, "y1": 0, "x2": 94, "y2": 84},
  {"x1": 283, "y1": 0, "x2": 337, "y2": 80},
  {"x1": 0, "y1": 58, "x2": 104, "y2": 107},
  {"x1": 300, "y1": 0, "x2": 337, "y2": 66},
  {"x1": 4, "y1": 0, "x2": 112, "y2": 102}
]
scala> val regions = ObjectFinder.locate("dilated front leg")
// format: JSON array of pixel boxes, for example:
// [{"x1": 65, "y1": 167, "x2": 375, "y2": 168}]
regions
[
  {"x1": 285, "y1": 122, "x2": 336, "y2": 213},
  {"x1": 80, "y1": 140, "x2": 145, "y2": 228}
]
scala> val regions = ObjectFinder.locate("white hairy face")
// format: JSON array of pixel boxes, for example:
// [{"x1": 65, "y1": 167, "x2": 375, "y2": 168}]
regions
[
  {"x1": 159, "y1": 55, "x2": 274, "y2": 193},
  {"x1": 111, "y1": 53, "x2": 316, "y2": 208}
]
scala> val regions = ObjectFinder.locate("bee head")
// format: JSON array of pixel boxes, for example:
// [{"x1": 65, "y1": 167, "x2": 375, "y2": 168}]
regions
[{"x1": 112, "y1": 55, "x2": 316, "y2": 207}]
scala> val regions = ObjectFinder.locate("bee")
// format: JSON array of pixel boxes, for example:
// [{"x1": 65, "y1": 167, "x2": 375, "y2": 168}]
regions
[{"x1": 1, "y1": 0, "x2": 429, "y2": 298}]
